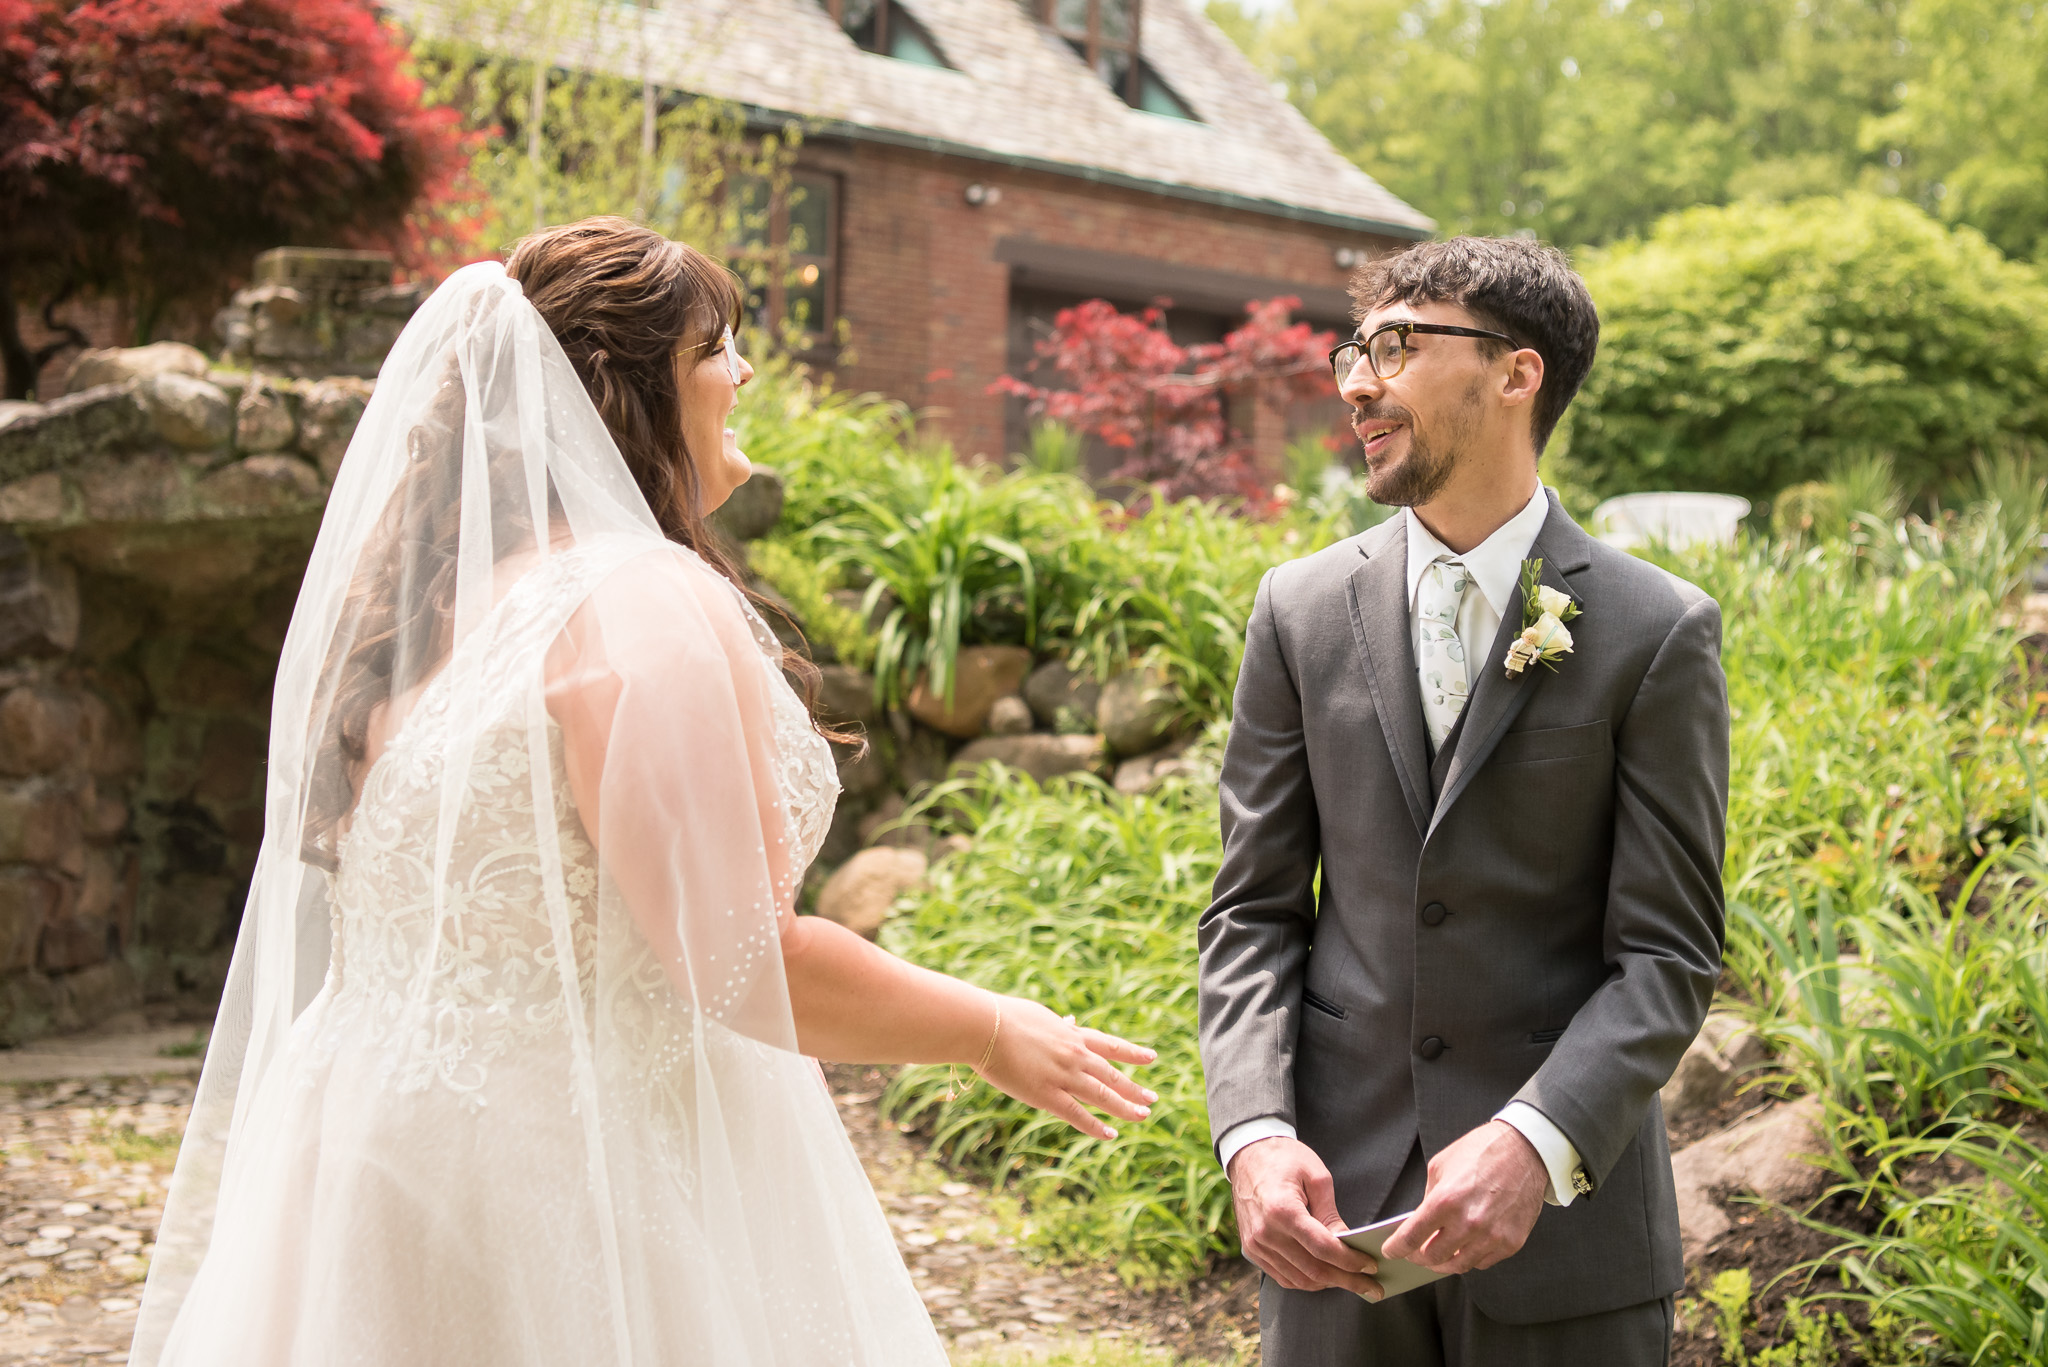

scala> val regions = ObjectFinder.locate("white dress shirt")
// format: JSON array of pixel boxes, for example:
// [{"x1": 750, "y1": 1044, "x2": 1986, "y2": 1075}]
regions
[{"x1": 1217, "y1": 483, "x2": 1589, "y2": 1208}]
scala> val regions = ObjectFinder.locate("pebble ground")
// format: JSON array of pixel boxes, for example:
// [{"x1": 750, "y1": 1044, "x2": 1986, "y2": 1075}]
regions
[{"x1": 0, "y1": 1062, "x2": 1256, "y2": 1365}]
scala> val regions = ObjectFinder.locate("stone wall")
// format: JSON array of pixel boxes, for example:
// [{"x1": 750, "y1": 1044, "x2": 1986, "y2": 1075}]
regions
[{"x1": 0, "y1": 251, "x2": 414, "y2": 1043}]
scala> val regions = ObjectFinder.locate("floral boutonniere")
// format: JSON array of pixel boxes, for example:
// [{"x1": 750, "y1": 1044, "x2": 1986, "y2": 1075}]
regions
[{"x1": 1503, "y1": 558, "x2": 1581, "y2": 678}]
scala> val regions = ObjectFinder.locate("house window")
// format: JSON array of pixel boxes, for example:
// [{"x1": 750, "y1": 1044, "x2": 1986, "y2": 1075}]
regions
[
  {"x1": 731, "y1": 170, "x2": 841, "y2": 348},
  {"x1": 1024, "y1": 0, "x2": 1197, "y2": 119},
  {"x1": 818, "y1": 0, "x2": 951, "y2": 67}
]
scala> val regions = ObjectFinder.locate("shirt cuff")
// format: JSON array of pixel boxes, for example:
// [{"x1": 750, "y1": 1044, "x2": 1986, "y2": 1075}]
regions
[
  {"x1": 1218, "y1": 1117, "x2": 1297, "y2": 1179},
  {"x1": 1497, "y1": 1101, "x2": 1587, "y2": 1207}
]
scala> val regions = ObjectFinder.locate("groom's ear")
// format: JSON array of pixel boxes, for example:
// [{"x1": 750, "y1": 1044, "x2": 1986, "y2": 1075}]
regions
[{"x1": 1498, "y1": 347, "x2": 1545, "y2": 413}]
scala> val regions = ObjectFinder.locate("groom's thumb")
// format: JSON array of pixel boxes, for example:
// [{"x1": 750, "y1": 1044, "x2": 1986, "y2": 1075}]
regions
[{"x1": 1302, "y1": 1166, "x2": 1342, "y2": 1228}]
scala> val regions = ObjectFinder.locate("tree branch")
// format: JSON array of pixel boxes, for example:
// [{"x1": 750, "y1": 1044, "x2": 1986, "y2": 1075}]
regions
[{"x1": 28, "y1": 278, "x2": 91, "y2": 374}]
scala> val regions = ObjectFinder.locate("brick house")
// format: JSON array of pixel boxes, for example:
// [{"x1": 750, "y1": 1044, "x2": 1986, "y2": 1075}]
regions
[{"x1": 558, "y1": 0, "x2": 1434, "y2": 466}]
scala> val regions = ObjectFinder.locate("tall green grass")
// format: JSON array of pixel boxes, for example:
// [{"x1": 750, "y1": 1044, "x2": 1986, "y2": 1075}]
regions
[{"x1": 880, "y1": 764, "x2": 1233, "y2": 1286}]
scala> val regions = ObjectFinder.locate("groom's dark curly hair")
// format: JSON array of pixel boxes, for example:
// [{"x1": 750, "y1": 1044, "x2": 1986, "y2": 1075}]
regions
[{"x1": 1347, "y1": 236, "x2": 1600, "y2": 454}]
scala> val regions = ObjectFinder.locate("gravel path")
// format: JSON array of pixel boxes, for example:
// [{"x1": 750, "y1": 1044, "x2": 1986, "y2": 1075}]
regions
[
  {"x1": 0, "y1": 1061, "x2": 1255, "y2": 1366},
  {"x1": 0, "y1": 1076, "x2": 188, "y2": 1365}
]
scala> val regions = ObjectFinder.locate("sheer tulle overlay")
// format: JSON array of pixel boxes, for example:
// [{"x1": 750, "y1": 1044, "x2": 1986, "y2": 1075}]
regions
[{"x1": 131, "y1": 264, "x2": 946, "y2": 1366}]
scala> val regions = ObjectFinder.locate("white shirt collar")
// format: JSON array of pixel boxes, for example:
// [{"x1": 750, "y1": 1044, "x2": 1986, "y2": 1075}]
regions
[{"x1": 1404, "y1": 484, "x2": 1552, "y2": 619}]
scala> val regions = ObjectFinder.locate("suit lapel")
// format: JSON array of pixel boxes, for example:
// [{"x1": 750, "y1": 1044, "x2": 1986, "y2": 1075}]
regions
[
  {"x1": 1345, "y1": 521, "x2": 1431, "y2": 839},
  {"x1": 1426, "y1": 495, "x2": 1595, "y2": 842}
]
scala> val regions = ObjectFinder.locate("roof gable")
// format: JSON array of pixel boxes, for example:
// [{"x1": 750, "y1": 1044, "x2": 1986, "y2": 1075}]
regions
[{"x1": 414, "y1": 0, "x2": 1434, "y2": 237}]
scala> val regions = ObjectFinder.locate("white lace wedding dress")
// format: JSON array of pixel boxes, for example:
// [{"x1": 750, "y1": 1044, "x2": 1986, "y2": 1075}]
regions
[{"x1": 137, "y1": 537, "x2": 950, "y2": 1366}]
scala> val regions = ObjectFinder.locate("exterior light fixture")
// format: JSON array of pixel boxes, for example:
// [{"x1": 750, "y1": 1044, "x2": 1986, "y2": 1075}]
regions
[
  {"x1": 964, "y1": 183, "x2": 1003, "y2": 207},
  {"x1": 1333, "y1": 246, "x2": 1372, "y2": 269}
]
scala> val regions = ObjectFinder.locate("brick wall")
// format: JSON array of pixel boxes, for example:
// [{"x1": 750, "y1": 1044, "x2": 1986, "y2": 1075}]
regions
[{"x1": 816, "y1": 140, "x2": 1410, "y2": 464}]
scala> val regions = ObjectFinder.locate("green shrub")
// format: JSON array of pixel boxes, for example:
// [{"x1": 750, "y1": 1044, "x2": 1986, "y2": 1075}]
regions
[
  {"x1": 1563, "y1": 194, "x2": 2048, "y2": 506},
  {"x1": 881, "y1": 765, "x2": 1233, "y2": 1286},
  {"x1": 747, "y1": 538, "x2": 876, "y2": 671},
  {"x1": 809, "y1": 453, "x2": 1092, "y2": 707},
  {"x1": 1821, "y1": 1126, "x2": 2048, "y2": 1367},
  {"x1": 729, "y1": 357, "x2": 924, "y2": 532}
]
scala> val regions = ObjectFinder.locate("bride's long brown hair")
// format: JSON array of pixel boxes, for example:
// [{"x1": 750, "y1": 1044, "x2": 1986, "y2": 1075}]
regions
[{"x1": 303, "y1": 219, "x2": 844, "y2": 868}]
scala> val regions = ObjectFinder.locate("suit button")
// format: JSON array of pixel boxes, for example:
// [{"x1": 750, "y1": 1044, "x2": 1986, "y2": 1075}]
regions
[
  {"x1": 1418, "y1": 1036, "x2": 1446, "y2": 1060},
  {"x1": 1421, "y1": 902, "x2": 1448, "y2": 926}
]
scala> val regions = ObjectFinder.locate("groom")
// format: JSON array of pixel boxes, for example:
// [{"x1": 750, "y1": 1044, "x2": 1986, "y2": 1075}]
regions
[{"x1": 1198, "y1": 236, "x2": 1729, "y2": 1365}]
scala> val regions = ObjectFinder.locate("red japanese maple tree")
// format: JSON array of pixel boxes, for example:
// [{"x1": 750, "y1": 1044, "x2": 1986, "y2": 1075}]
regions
[
  {"x1": 994, "y1": 296, "x2": 1339, "y2": 507},
  {"x1": 0, "y1": 0, "x2": 476, "y2": 398}
]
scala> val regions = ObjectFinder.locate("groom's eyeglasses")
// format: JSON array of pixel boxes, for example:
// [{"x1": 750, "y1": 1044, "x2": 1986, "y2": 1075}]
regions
[
  {"x1": 1328, "y1": 321, "x2": 1519, "y2": 383},
  {"x1": 676, "y1": 324, "x2": 744, "y2": 385}
]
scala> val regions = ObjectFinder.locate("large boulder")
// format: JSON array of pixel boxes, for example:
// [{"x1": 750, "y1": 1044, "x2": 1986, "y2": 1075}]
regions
[
  {"x1": 1112, "y1": 736, "x2": 1197, "y2": 796},
  {"x1": 950, "y1": 732, "x2": 1107, "y2": 785},
  {"x1": 1670, "y1": 1094, "x2": 1830, "y2": 1262},
  {"x1": 234, "y1": 382, "x2": 298, "y2": 452},
  {"x1": 1098, "y1": 665, "x2": 1181, "y2": 757},
  {"x1": 708, "y1": 465, "x2": 785, "y2": 542},
  {"x1": 906, "y1": 645, "x2": 1034, "y2": 739},
  {"x1": 1023, "y1": 659, "x2": 1100, "y2": 732},
  {"x1": 1660, "y1": 1011, "x2": 1769, "y2": 1123},
  {"x1": 0, "y1": 686, "x2": 83, "y2": 777},
  {"x1": 63, "y1": 341, "x2": 209, "y2": 396},
  {"x1": 299, "y1": 377, "x2": 374, "y2": 479},
  {"x1": 140, "y1": 373, "x2": 233, "y2": 451},
  {"x1": 0, "y1": 538, "x2": 79, "y2": 657},
  {"x1": 986, "y1": 694, "x2": 1033, "y2": 736},
  {"x1": 816, "y1": 846, "x2": 929, "y2": 940},
  {"x1": 0, "y1": 385, "x2": 153, "y2": 482},
  {"x1": 196, "y1": 456, "x2": 325, "y2": 516}
]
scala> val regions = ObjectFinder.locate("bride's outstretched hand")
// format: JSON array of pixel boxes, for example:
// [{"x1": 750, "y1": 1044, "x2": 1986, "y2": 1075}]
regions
[{"x1": 976, "y1": 996, "x2": 1156, "y2": 1140}]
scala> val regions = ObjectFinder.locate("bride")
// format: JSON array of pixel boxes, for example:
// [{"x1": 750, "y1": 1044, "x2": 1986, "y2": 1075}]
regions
[{"x1": 130, "y1": 217, "x2": 1154, "y2": 1366}]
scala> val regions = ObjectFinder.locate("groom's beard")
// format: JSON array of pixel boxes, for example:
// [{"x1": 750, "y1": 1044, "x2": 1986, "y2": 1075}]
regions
[{"x1": 1354, "y1": 380, "x2": 1487, "y2": 508}]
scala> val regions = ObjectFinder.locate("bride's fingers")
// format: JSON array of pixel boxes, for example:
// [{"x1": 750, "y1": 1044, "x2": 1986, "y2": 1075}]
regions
[
  {"x1": 1081, "y1": 1029, "x2": 1155, "y2": 1067},
  {"x1": 1081, "y1": 1054, "x2": 1156, "y2": 1109},
  {"x1": 1077, "y1": 1068, "x2": 1148, "y2": 1122},
  {"x1": 1055, "y1": 1091, "x2": 1117, "y2": 1142}
]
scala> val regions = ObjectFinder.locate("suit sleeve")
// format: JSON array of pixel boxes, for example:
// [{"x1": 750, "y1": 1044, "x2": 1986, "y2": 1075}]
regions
[
  {"x1": 1198, "y1": 568, "x2": 1322, "y2": 1157},
  {"x1": 1511, "y1": 594, "x2": 1729, "y2": 1189}
]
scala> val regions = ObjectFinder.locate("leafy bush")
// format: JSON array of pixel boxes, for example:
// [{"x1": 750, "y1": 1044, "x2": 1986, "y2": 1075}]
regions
[
  {"x1": 1561, "y1": 194, "x2": 2048, "y2": 506},
  {"x1": 881, "y1": 765, "x2": 1232, "y2": 1286},
  {"x1": 809, "y1": 454, "x2": 1091, "y2": 706}
]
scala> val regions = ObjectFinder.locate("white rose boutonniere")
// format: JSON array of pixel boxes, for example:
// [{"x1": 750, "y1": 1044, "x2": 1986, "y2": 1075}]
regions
[{"x1": 1503, "y1": 558, "x2": 1582, "y2": 678}]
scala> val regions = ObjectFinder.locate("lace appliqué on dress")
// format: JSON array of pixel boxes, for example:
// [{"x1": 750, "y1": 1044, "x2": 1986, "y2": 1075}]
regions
[{"x1": 310, "y1": 541, "x2": 840, "y2": 1115}]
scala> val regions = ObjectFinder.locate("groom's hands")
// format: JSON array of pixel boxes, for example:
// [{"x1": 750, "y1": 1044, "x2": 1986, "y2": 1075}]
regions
[
  {"x1": 1380, "y1": 1120, "x2": 1546, "y2": 1275},
  {"x1": 1229, "y1": 1138, "x2": 1383, "y2": 1299}
]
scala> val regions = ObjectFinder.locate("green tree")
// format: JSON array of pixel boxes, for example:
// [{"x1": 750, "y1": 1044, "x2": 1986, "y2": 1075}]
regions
[
  {"x1": 1865, "y1": 0, "x2": 2048, "y2": 261},
  {"x1": 1239, "y1": 0, "x2": 1906, "y2": 247},
  {"x1": 1557, "y1": 194, "x2": 2048, "y2": 506},
  {"x1": 400, "y1": 0, "x2": 804, "y2": 309}
]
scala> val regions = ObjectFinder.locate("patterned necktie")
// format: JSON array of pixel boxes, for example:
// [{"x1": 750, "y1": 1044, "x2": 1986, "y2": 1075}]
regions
[{"x1": 1416, "y1": 555, "x2": 1471, "y2": 750}]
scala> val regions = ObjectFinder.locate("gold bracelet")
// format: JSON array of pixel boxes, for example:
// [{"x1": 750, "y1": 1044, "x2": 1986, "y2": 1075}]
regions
[
  {"x1": 973, "y1": 1002, "x2": 1003, "y2": 1078},
  {"x1": 946, "y1": 1002, "x2": 1004, "y2": 1102}
]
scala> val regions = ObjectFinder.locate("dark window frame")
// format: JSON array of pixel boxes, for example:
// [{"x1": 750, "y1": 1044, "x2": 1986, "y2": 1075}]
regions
[
  {"x1": 1023, "y1": 1, "x2": 1194, "y2": 118},
  {"x1": 819, "y1": 0, "x2": 951, "y2": 66},
  {"x1": 729, "y1": 168, "x2": 842, "y2": 355}
]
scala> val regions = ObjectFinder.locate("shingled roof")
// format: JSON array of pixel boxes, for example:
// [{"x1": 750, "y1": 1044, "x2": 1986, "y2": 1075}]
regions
[{"x1": 427, "y1": 0, "x2": 1435, "y2": 239}]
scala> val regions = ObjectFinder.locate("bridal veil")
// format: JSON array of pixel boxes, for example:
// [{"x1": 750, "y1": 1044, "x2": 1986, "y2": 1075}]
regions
[{"x1": 131, "y1": 262, "x2": 944, "y2": 1365}]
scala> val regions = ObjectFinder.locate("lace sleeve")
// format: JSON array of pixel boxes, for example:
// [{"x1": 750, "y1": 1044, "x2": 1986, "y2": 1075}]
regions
[{"x1": 545, "y1": 546, "x2": 801, "y2": 1040}]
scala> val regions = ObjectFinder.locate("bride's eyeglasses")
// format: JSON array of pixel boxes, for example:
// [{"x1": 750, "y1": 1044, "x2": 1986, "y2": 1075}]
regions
[{"x1": 677, "y1": 324, "x2": 744, "y2": 385}]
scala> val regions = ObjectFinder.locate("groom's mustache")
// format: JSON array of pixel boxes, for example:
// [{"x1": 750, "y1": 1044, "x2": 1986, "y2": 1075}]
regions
[{"x1": 1350, "y1": 401, "x2": 1417, "y2": 442}]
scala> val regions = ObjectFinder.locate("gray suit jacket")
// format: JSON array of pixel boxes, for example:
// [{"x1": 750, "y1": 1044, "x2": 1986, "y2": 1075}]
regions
[{"x1": 1197, "y1": 492, "x2": 1729, "y2": 1324}]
